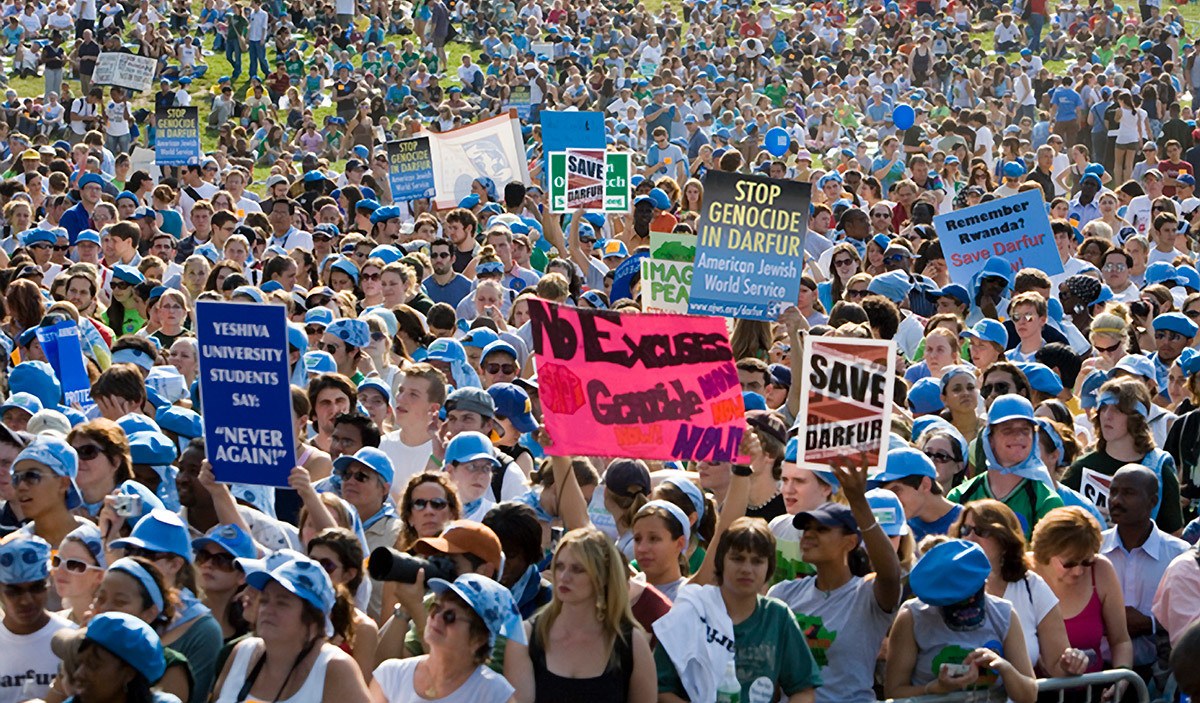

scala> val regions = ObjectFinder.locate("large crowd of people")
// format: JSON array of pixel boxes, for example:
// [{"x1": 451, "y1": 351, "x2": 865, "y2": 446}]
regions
[{"x1": 0, "y1": 0, "x2": 1198, "y2": 699}]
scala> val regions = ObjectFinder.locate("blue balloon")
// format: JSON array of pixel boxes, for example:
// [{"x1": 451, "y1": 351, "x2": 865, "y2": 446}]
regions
[
  {"x1": 893, "y1": 104, "x2": 916, "y2": 131},
  {"x1": 764, "y1": 127, "x2": 791, "y2": 157}
]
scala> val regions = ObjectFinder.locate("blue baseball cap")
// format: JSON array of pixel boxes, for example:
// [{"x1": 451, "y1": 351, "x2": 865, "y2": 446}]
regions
[
  {"x1": 742, "y1": 391, "x2": 767, "y2": 411},
  {"x1": 987, "y1": 393, "x2": 1036, "y2": 426},
  {"x1": 487, "y1": 383, "x2": 538, "y2": 433},
  {"x1": 1110, "y1": 353, "x2": 1158, "y2": 382},
  {"x1": 444, "y1": 431, "x2": 499, "y2": 467},
  {"x1": 9, "y1": 361, "x2": 61, "y2": 408},
  {"x1": 81, "y1": 613, "x2": 166, "y2": 683},
  {"x1": 867, "y1": 270, "x2": 913, "y2": 303},
  {"x1": 428, "y1": 573, "x2": 527, "y2": 647},
  {"x1": 866, "y1": 488, "x2": 909, "y2": 536},
  {"x1": 0, "y1": 533, "x2": 50, "y2": 584},
  {"x1": 871, "y1": 446, "x2": 938, "y2": 486},
  {"x1": 909, "y1": 539, "x2": 991, "y2": 605},
  {"x1": 63, "y1": 522, "x2": 106, "y2": 569},
  {"x1": 929, "y1": 283, "x2": 970, "y2": 308},
  {"x1": 648, "y1": 187, "x2": 672, "y2": 210},
  {"x1": 1153, "y1": 312, "x2": 1199, "y2": 339},
  {"x1": 111, "y1": 509, "x2": 194, "y2": 562},
  {"x1": 1144, "y1": 262, "x2": 1179, "y2": 287},
  {"x1": 13, "y1": 435, "x2": 81, "y2": 509},
  {"x1": 332, "y1": 446, "x2": 395, "y2": 487},
  {"x1": 245, "y1": 556, "x2": 335, "y2": 637},
  {"x1": 112, "y1": 264, "x2": 145, "y2": 286},
  {"x1": 357, "y1": 378, "x2": 391, "y2": 404},
  {"x1": 1015, "y1": 362, "x2": 1064, "y2": 396},
  {"x1": 907, "y1": 377, "x2": 945, "y2": 414},
  {"x1": 304, "y1": 307, "x2": 334, "y2": 327},
  {"x1": 74, "y1": 229, "x2": 101, "y2": 246},
  {"x1": 481, "y1": 339, "x2": 519, "y2": 364},
  {"x1": 458, "y1": 193, "x2": 481, "y2": 209},
  {"x1": 0, "y1": 391, "x2": 43, "y2": 418},
  {"x1": 192, "y1": 523, "x2": 257, "y2": 560},
  {"x1": 461, "y1": 327, "x2": 500, "y2": 350},
  {"x1": 304, "y1": 351, "x2": 337, "y2": 374},
  {"x1": 960, "y1": 318, "x2": 1009, "y2": 348}
]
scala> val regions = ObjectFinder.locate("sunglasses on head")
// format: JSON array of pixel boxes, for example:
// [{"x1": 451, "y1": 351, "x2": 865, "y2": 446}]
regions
[
  {"x1": 485, "y1": 362, "x2": 517, "y2": 375},
  {"x1": 412, "y1": 497, "x2": 449, "y2": 511},
  {"x1": 194, "y1": 550, "x2": 237, "y2": 571}
]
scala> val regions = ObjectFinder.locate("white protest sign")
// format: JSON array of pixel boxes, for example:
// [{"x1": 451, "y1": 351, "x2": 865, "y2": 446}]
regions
[
  {"x1": 1080, "y1": 468, "x2": 1112, "y2": 513},
  {"x1": 92, "y1": 52, "x2": 158, "y2": 93}
]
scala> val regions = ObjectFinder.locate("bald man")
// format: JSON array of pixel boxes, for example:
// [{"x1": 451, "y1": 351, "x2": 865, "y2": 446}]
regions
[{"x1": 1101, "y1": 464, "x2": 1190, "y2": 674}]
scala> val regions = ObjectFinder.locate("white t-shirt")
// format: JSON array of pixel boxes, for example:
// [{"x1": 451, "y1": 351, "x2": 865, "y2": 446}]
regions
[
  {"x1": 0, "y1": 613, "x2": 76, "y2": 703},
  {"x1": 378, "y1": 432, "x2": 434, "y2": 497},
  {"x1": 105, "y1": 100, "x2": 129, "y2": 136},
  {"x1": 373, "y1": 658, "x2": 514, "y2": 703},
  {"x1": 1003, "y1": 573, "x2": 1059, "y2": 670}
]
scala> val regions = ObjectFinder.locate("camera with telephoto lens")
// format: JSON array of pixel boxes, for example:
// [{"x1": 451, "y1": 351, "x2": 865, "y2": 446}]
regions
[{"x1": 368, "y1": 547, "x2": 458, "y2": 584}]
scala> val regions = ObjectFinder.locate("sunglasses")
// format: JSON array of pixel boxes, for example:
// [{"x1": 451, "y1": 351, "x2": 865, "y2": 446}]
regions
[
  {"x1": 981, "y1": 382, "x2": 1011, "y2": 396},
  {"x1": 53, "y1": 245, "x2": 70, "y2": 252},
  {"x1": 883, "y1": 254, "x2": 907, "y2": 264},
  {"x1": 361, "y1": 272, "x2": 381, "y2": 281},
  {"x1": 112, "y1": 281, "x2": 132, "y2": 291},
  {"x1": 2, "y1": 582, "x2": 47, "y2": 598},
  {"x1": 124, "y1": 547, "x2": 173, "y2": 562},
  {"x1": 1094, "y1": 340, "x2": 1123, "y2": 354},
  {"x1": 412, "y1": 497, "x2": 449, "y2": 511},
  {"x1": 429, "y1": 601, "x2": 465, "y2": 626},
  {"x1": 846, "y1": 289, "x2": 868, "y2": 299},
  {"x1": 1187, "y1": 310, "x2": 1200, "y2": 320},
  {"x1": 959, "y1": 524, "x2": 991, "y2": 538},
  {"x1": 1011, "y1": 313, "x2": 1038, "y2": 323},
  {"x1": 430, "y1": 252, "x2": 452, "y2": 259},
  {"x1": 12, "y1": 469, "x2": 47, "y2": 487},
  {"x1": 833, "y1": 258, "x2": 855, "y2": 268},
  {"x1": 305, "y1": 325, "x2": 325, "y2": 335},
  {"x1": 1059, "y1": 556, "x2": 1097, "y2": 569},
  {"x1": 342, "y1": 469, "x2": 375, "y2": 484},
  {"x1": 315, "y1": 557, "x2": 340, "y2": 575},
  {"x1": 322, "y1": 343, "x2": 343, "y2": 354},
  {"x1": 194, "y1": 549, "x2": 237, "y2": 571},
  {"x1": 924, "y1": 450, "x2": 957, "y2": 464},
  {"x1": 52, "y1": 555, "x2": 100, "y2": 573},
  {"x1": 485, "y1": 363, "x2": 517, "y2": 375},
  {"x1": 370, "y1": 332, "x2": 387, "y2": 342},
  {"x1": 72, "y1": 444, "x2": 104, "y2": 461}
]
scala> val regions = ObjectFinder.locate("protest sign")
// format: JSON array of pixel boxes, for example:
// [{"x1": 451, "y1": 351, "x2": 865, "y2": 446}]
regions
[
  {"x1": 934, "y1": 189, "x2": 1064, "y2": 288},
  {"x1": 549, "y1": 151, "x2": 632, "y2": 213},
  {"x1": 540, "y1": 110, "x2": 604, "y2": 181},
  {"x1": 563, "y1": 149, "x2": 606, "y2": 211},
  {"x1": 1080, "y1": 469, "x2": 1112, "y2": 514},
  {"x1": 386, "y1": 137, "x2": 436, "y2": 202},
  {"x1": 428, "y1": 112, "x2": 529, "y2": 209},
  {"x1": 36, "y1": 321, "x2": 93, "y2": 409},
  {"x1": 154, "y1": 106, "x2": 201, "y2": 166},
  {"x1": 530, "y1": 41, "x2": 554, "y2": 60},
  {"x1": 509, "y1": 84, "x2": 533, "y2": 121},
  {"x1": 688, "y1": 171, "x2": 811, "y2": 321},
  {"x1": 528, "y1": 299, "x2": 748, "y2": 462},
  {"x1": 92, "y1": 52, "x2": 157, "y2": 92},
  {"x1": 641, "y1": 232, "x2": 695, "y2": 314},
  {"x1": 196, "y1": 301, "x2": 296, "y2": 487},
  {"x1": 794, "y1": 336, "x2": 896, "y2": 476}
]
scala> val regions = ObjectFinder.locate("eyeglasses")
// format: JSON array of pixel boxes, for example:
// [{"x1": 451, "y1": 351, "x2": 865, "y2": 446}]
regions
[
  {"x1": 883, "y1": 254, "x2": 907, "y2": 264},
  {"x1": 981, "y1": 382, "x2": 1011, "y2": 396},
  {"x1": 1094, "y1": 340, "x2": 1123, "y2": 354},
  {"x1": 2, "y1": 582, "x2": 47, "y2": 598},
  {"x1": 112, "y1": 281, "x2": 132, "y2": 291},
  {"x1": 194, "y1": 549, "x2": 237, "y2": 571},
  {"x1": 485, "y1": 362, "x2": 517, "y2": 375},
  {"x1": 48, "y1": 552, "x2": 98, "y2": 574},
  {"x1": 412, "y1": 497, "x2": 449, "y2": 511},
  {"x1": 429, "y1": 601, "x2": 465, "y2": 626},
  {"x1": 1059, "y1": 556, "x2": 1097, "y2": 569},
  {"x1": 430, "y1": 251, "x2": 452, "y2": 259},
  {"x1": 53, "y1": 245, "x2": 70, "y2": 252},
  {"x1": 322, "y1": 343, "x2": 343, "y2": 354},
  {"x1": 924, "y1": 450, "x2": 957, "y2": 464},
  {"x1": 315, "y1": 557, "x2": 340, "y2": 575},
  {"x1": 11, "y1": 469, "x2": 46, "y2": 487},
  {"x1": 361, "y1": 272, "x2": 381, "y2": 281},
  {"x1": 959, "y1": 524, "x2": 991, "y2": 538},
  {"x1": 454, "y1": 461, "x2": 494, "y2": 475},
  {"x1": 72, "y1": 444, "x2": 103, "y2": 461},
  {"x1": 1102, "y1": 263, "x2": 1127, "y2": 272}
]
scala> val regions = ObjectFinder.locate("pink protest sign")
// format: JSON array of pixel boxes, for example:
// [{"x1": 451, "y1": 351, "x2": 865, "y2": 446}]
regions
[{"x1": 528, "y1": 299, "x2": 748, "y2": 461}]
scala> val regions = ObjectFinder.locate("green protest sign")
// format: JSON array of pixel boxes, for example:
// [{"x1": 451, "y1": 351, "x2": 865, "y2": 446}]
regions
[
  {"x1": 640, "y1": 232, "x2": 694, "y2": 314},
  {"x1": 549, "y1": 151, "x2": 632, "y2": 214}
]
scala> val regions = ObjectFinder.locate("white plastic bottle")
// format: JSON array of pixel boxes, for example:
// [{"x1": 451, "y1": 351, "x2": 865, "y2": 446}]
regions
[{"x1": 716, "y1": 658, "x2": 741, "y2": 703}]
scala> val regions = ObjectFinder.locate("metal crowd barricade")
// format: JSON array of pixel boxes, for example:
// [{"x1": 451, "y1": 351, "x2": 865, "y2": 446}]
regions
[{"x1": 882, "y1": 669, "x2": 1151, "y2": 703}]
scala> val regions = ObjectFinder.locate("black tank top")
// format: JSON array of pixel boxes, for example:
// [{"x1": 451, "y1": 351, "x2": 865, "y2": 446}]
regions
[{"x1": 529, "y1": 616, "x2": 633, "y2": 703}]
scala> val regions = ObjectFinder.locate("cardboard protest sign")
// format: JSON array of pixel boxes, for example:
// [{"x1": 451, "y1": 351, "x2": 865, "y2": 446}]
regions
[
  {"x1": 154, "y1": 106, "x2": 201, "y2": 166},
  {"x1": 1080, "y1": 468, "x2": 1112, "y2": 515},
  {"x1": 509, "y1": 84, "x2": 533, "y2": 121},
  {"x1": 196, "y1": 301, "x2": 296, "y2": 487},
  {"x1": 428, "y1": 112, "x2": 529, "y2": 209},
  {"x1": 563, "y1": 149, "x2": 606, "y2": 211},
  {"x1": 528, "y1": 300, "x2": 748, "y2": 462},
  {"x1": 92, "y1": 53, "x2": 157, "y2": 92},
  {"x1": 36, "y1": 321, "x2": 93, "y2": 410},
  {"x1": 934, "y1": 189, "x2": 1064, "y2": 288},
  {"x1": 794, "y1": 336, "x2": 896, "y2": 475},
  {"x1": 386, "y1": 137, "x2": 436, "y2": 202},
  {"x1": 641, "y1": 232, "x2": 695, "y2": 314},
  {"x1": 549, "y1": 151, "x2": 633, "y2": 213},
  {"x1": 688, "y1": 171, "x2": 811, "y2": 321}
]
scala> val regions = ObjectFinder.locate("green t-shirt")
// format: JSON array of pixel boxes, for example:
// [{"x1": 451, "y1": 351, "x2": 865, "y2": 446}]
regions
[
  {"x1": 655, "y1": 594, "x2": 822, "y2": 702},
  {"x1": 1063, "y1": 450, "x2": 1183, "y2": 533},
  {"x1": 763, "y1": 84, "x2": 786, "y2": 108},
  {"x1": 947, "y1": 473, "x2": 1064, "y2": 539}
]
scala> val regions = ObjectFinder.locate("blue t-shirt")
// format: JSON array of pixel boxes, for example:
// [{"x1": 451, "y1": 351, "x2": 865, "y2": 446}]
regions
[
  {"x1": 422, "y1": 274, "x2": 472, "y2": 307},
  {"x1": 908, "y1": 503, "x2": 963, "y2": 542},
  {"x1": 1051, "y1": 88, "x2": 1083, "y2": 123}
]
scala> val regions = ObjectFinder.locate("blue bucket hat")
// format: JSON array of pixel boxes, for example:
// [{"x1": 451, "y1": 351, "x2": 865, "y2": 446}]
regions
[
  {"x1": 1015, "y1": 362, "x2": 1064, "y2": 396},
  {"x1": 13, "y1": 435, "x2": 81, "y2": 509},
  {"x1": 111, "y1": 509, "x2": 194, "y2": 562},
  {"x1": 445, "y1": 431, "x2": 499, "y2": 467},
  {"x1": 368, "y1": 243, "x2": 402, "y2": 263},
  {"x1": 867, "y1": 270, "x2": 914, "y2": 303},
  {"x1": 987, "y1": 393, "x2": 1036, "y2": 426},
  {"x1": 128, "y1": 430, "x2": 178, "y2": 466},
  {"x1": 0, "y1": 533, "x2": 51, "y2": 584},
  {"x1": 82, "y1": 613, "x2": 166, "y2": 683},
  {"x1": 1110, "y1": 354, "x2": 1158, "y2": 382},
  {"x1": 332, "y1": 446, "x2": 395, "y2": 487},
  {"x1": 326, "y1": 318, "x2": 370, "y2": 348},
  {"x1": 910, "y1": 539, "x2": 991, "y2": 605},
  {"x1": 192, "y1": 523, "x2": 257, "y2": 560},
  {"x1": 112, "y1": 264, "x2": 145, "y2": 286},
  {"x1": 9, "y1": 361, "x2": 61, "y2": 408},
  {"x1": 960, "y1": 318, "x2": 1009, "y2": 348},
  {"x1": 907, "y1": 377, "x2": 945, "y2": 414},
  {"x1": 486, "y1": 383, "x2": 538, "y2": 433},
  {"x1": 866, "y1": 488, "x2": 909, "y2": 536},
  {"x1": 428, "y1": 573, "x2": 527, "y2": 647},
  {"x1": 0, "y1": 391, "x2": 43, "y2": 418},
  {"x1": 63, "y1": 522, "x2": 106, "y2": 569},
  {"x1": 245, "y1": 556, "x2": 336, "y2": 636}
]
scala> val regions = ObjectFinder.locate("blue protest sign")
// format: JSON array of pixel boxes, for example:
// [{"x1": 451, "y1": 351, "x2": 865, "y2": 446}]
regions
[
  {"x1": 540, "y1": 111, "x2": 604, "y2": 184},
  {"x1": 934, "y1": 189, "x2": 1064, "y2": 288},
  {"x1": 155, "y1": 106, "x2": 201, "y2": 166},
  {"x1": 688, "y1": 171, "x2": 812, "y2": 321},
  {"x1": 196, "y1": 300, "x2": 296, "y2": 487},
  {"x1": 609, "y1": 250, "x2": 648, "y2": 304},
  {"x1": 386, "y1": 137, "x2": 436, "y2": 202},
  {"x1": 36, "y1": 320, "x2": 93, "y2": 409},
  {"x1": 509, "y1": 84, "x2": 533, "y2": 121}
]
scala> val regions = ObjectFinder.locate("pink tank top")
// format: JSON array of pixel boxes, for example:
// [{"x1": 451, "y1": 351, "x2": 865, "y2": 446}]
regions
[{"x1": 1062, "y1": 566, "x2": 1105, "y2": 673}]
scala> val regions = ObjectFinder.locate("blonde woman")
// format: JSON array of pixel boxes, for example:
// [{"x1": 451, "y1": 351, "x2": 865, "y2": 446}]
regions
[{"x1": 505, "y1": 527, "x2": 657, "y2": 703}]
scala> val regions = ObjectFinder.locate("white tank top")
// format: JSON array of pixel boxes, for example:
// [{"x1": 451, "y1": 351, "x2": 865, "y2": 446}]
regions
[{"x1": 212, "y1": 638, "x2": 333, "y2": 703}]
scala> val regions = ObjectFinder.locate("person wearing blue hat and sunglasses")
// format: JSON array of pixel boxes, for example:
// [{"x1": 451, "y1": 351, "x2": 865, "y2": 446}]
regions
[
  {"x1": 885, "y1": 539, "x2": 1038, "y2": 702},
  {"x1": 0, "y1": 533, "x2": 75, "y2": 703}
]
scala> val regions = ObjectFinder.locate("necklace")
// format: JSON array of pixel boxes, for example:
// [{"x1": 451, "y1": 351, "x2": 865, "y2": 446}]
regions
[{"x1": 747, "y1": 489, "x2": 780, "y2": 512}]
